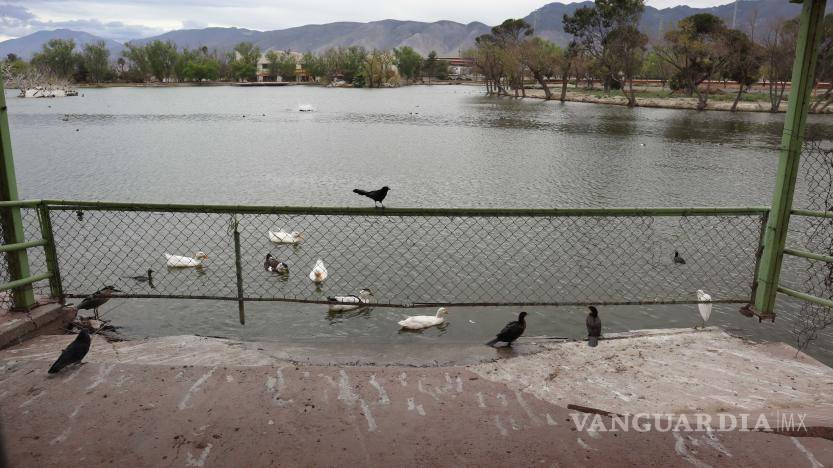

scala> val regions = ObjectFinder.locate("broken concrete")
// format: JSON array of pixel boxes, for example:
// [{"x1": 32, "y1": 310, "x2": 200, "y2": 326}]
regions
[
  {"x1": 1, "y1": 329, "x2": 831, "y2": 467},
  {"x1": 0, "y1": 303, "x2": 75, "y2": 350}
]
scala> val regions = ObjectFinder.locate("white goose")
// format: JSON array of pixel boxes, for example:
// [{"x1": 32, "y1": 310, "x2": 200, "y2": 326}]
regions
[
  {"x1": 398, "y1": 308, "x2": 449, "y2": 330},
  {"x1": 268, "y1": 230, "x2": 304, "y2": 244},
  {"x1": 327, "y1": 288, "x2": 374, "y2": 312},
  {"x1": 165, "y1": 251, "x2": 208, "y2": 268},
  {"x1": 309, "y1": 259, "x2": 328, "y2": 284},
  {"x1": 696, "y1": 289, "x2": 712, "y2": 329}
]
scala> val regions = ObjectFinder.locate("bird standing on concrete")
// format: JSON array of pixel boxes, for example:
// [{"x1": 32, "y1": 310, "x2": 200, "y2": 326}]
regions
[
  {"x1": 696, "y1": 289, "x2": 712, "y2": 329},
  {"x1": 77, "y1": 286, "x2": 121, "y2": 320},
  {"x1": 485, "y1": 311, "x2": 527, "y2": 347},
  {"x1": 586, "y1": 306, "x2": 602, "y2": 347},
  {"x1": 673, "y1": 251, "x2": 686, "y2": 264},
  {"x1": 353, "y1": 186, "x2": 390, "y2": 207},
  {"x1": 48, "y1": 330, "x2": 91, "y2": 374}
]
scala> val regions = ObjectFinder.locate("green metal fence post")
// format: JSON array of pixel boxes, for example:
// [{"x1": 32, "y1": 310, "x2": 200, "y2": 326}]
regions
[
  {"x1": 0, "y1": 79, "x2": 35, "y2": 310},
  {"x1": 755, "y1": 0, "x2": 828, "y2": 319},
  {"x1": 232, "y1": 215, "x2": 245, "y2": 325},
  {"x1": 38, "y1": 203, "x2": 62, "y2": 301}
]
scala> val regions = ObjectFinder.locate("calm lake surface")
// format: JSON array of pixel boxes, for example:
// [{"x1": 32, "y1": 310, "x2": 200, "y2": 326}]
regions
[{"x1": 6, "y1": 85, "x2": 833, "y2": 363}]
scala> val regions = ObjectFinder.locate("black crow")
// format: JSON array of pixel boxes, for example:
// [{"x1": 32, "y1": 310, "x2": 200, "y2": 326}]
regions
[
  {"x1": 124, "y1": 269, "x2": 153, "y2": 283},
  {"x1": 485, "y1": 311, "x2": 527, "y2": 347},
  {"x1": 48, "y1": 330, "x2": 91, "y2": 374},
  {"x1": 77, "y1": 286, "x2": 121, "y2": 319},
  {"x1": 673, "y1": 251, "x2": 686, "y2": 264},
  {"x1": 586, "y1": 306, "x2": 602, "y2": 347},
  {"x1": 353, "y1": 186, "x2": 390, "y2": 207}
]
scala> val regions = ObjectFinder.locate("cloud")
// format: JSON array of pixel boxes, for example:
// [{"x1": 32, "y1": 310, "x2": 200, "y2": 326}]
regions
[{"x1": 0, "y1": 3, "x2": 165, "y2": 42}]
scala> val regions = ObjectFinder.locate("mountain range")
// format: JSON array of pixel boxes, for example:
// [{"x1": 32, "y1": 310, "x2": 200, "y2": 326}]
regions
[{"x1": 1, "y1": 0, "x2": 829, "y2": 60}]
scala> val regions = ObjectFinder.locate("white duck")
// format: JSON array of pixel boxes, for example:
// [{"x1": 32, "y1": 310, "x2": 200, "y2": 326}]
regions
[
  {"x1": 327, "y1": 288, "x2": 374, "y2": 312},
  {"x1": 696, "y1": 289, "x2": 712, "y2": 329},
  {"x1": 309, "y1": 259, "x2": 328, "y2": 284},
  {"x1": 398, "y1": 308, "x2": 449, "y2": 330},
  {"x1": 165, "y1": 251, "x2": 208, "y2": 268},
  {"x1": 268, "y1": 230, "x2": 304, "y2": 244},
  {"x1": 298, "y1": 104, "x2": 314, "y2": 112}
]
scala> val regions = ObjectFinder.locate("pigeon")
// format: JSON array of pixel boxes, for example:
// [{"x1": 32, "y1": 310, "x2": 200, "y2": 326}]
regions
[
  {"x1": 263, "y1": 254, "x2": 289, "y2": 274},
  {"x1": 485, "y1": 311, "x2": 527, "y2": 347},
  {"x1": 48, "y1": 330, "x2": 91, "y2": 373},
  {"x1": 673, "y1": 250, "x2": 686, "y2": 264},
  {"x1": 696, "y1": 289, "x2": 712, "y2": 329},
  {"x1": 586, "y1": 306, "x2": 602, "y2": 347},
  {"x1": 353, "y1": 186, "x2": 390, "y2": 207},
  {"x1": 77, "y1": 286, "x2": 121, "y2": 320}
]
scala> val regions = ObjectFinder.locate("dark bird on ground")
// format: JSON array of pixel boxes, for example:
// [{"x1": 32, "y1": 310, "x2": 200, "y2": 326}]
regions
[
  {"x1": 353, "y1": 186, "x2": 390, "y2": 207},
  {"x1": 264, "y1": 253, "x2": 289, "y2": 274},
  {"x1": 485, "y1": 311, "x2": 527, "y2": 348},
  {"x1": 124, "y1": 269, "x2": 153, "y2": 283},
  {"x1": 77, "y1": 286, "x2": 122, "y2": 319},
  {"x1": 586, "y1": 306, "x2": 602, "y2": 347},
  {"x1": 48, "y1": 330, "x2": 91, "y2": 374},
  {"x1": 673, "y1": 250, "x2": 686, "y2": 264}
]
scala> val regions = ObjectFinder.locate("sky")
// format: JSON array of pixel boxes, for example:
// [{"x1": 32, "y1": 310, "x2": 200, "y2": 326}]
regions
[{"x1": 0, "y1": 0, "x2": 737, "y2": 42}]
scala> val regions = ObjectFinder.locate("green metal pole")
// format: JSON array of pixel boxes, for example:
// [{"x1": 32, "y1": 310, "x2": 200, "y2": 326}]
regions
[
  {"x1": 755, "y1": 0, "x2": 828, "y2": 318},
  {"x1": 232, "y1": 215, "x2": 245, "y2": 325},
  {"x1": 0, "y1": 79, "x2": 35, "y2": 309},
  {"x1": 38, "y1": 203, "x2": 62, "y2": 301}
]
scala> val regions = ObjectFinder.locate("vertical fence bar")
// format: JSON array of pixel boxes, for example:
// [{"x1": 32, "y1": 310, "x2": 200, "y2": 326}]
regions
[
  {"x1": 749, "y1": 211, "x2": 769, "y2": 305},
  {"x1": 755, "y1": 0, "x2": 828, "y2": 318},
  {"x1": 232, "y1": 215, "x2": 245, "y2": 325},
  {"x1": 38, "y1": 203, "x2": 62, "y2": 301},
  {"x1": 0, "y1": 79, "x2": 35, "y2": 310}
]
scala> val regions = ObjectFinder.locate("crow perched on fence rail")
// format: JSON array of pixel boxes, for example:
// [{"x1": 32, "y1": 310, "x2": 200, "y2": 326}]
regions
[{"x1": 353, "y1": 186, "x2": 390, "y2": 207}]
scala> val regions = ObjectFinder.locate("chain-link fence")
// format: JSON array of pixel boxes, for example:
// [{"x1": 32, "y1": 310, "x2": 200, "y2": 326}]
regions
[
  {"x1": 4, "y1": 203, "x2": 760, "y2": 313},
  {"x1": 783, "y1": 140, "x2": 833, "y2": 351}
]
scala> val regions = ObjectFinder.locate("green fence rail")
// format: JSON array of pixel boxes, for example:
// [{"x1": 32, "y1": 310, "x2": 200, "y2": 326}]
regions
[{"x1": 1, "y1": 199, "x2": 771, "y2": 322}]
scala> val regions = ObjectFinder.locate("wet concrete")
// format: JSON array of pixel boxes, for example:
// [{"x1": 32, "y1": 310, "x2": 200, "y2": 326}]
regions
[{"x1": 1, "y1": 329, "x2": 832, "y2": 467}]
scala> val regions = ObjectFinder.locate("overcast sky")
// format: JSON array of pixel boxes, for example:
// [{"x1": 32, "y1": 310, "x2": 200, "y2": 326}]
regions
[{"x1": 0, "y1": 0, "x2": 736, "y2": 42}]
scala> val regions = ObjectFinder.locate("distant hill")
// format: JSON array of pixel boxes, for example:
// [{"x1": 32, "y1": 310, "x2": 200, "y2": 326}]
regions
[
  {"x1": 2, "y1": 0, "x2": 831, "y2": 60},
  {"x1": 0, "y1": 29, "x2": 124, "y2": 60}
]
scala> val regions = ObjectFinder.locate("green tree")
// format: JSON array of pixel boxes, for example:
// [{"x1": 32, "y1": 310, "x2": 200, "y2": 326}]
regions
[
  {"x1": 231, "y1": 42, "x2": 260, "y2": 81},
  {"x1": 563, "y1": 0, "x2": 647, "y2": 102},
  {"x1": 393, "y1": 46, "x2": 422, "y2": 82},
  {"x1": 520, "y1": 37, "x2": 561, "y2": 99},
  {"x1": 145, "y1": 40, "x2": 179, "y2": 82},
  {"x1": 723, "y1": 29, "x2": 762, "y2": 112},
  {"x1": 122, "y1": 43, "x2": 151, "y2": 81},
  {"x1": 302, "y1": 52, "x2": 325, "y2": 82},
  {"x1": 81, "y1": 41, "x2": 111, "y2": 83},
  {"x1": 656, "y1": 13, "x2": 730, "y2": 110},
  {"x1": 31, "y1": 39, "x2": 77, "y2": 78}
]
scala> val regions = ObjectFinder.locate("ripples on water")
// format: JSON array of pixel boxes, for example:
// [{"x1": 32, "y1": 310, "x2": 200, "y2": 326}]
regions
[{"x1": 6, "y1": 86, "x2": 833, "y2": 364}]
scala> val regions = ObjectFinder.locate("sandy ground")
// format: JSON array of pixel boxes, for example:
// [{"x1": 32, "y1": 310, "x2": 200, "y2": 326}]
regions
[{"x1": 1, "y1": 329, "x2": 832, "y2": 467}]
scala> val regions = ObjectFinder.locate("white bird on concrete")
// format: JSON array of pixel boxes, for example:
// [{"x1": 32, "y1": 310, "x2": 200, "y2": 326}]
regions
[
  {"x1": 309, "y1": 259, "x2": 328, "y2": 284},
  {"x1": 268, "y1": 230, "x2": 304, "y2": 244},
  {"x1": 165, "y1": 251, "x2": 208, "y2": 268},
  {"x1": 398, "y1": 308, "x2": 449, "y2": 330},
  {"x1": 696, "y1": 289, "x2": 712, "y2": 328},
  {"x1": 327, "y1": 288, "x2": 373, "y2": 312}
]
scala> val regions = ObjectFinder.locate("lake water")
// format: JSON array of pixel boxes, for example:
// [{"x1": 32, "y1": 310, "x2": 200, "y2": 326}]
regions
[{"x1": 6, "y1": 85, "x2": 833, "y2": 364}]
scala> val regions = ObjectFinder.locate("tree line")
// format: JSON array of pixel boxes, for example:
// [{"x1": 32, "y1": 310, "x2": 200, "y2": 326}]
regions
[
  {"x1": 466, "y1": 0, "x2": 833, "y2": 112},
  {"x1": 1, "y1": 38, "x2": 452, "y2": 89}
]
